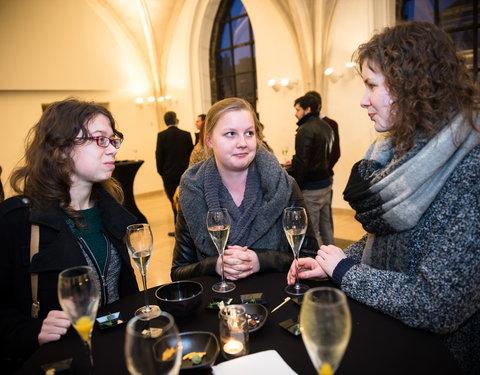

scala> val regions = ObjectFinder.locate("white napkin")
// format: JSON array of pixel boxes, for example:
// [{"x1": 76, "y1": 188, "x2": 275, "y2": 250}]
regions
[{"x1": 212, "y1": 350, "x2": 297, "y2": 375}]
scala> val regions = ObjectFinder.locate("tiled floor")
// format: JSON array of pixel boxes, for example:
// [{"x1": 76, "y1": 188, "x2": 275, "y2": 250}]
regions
[{"x1": 133, "y1": 191, "x2": 365, "y2": 289}]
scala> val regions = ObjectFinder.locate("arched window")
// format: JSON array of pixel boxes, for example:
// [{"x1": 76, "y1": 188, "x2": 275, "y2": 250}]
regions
[
  {"x1": 210, "y1": 0, "x2": 257, "y2": 109},
  {"x1": 397, "y1": 0, "x2": 479, "y2": 83}
]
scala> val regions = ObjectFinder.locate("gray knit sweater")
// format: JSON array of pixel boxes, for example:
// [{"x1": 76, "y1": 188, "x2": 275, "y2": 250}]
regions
[
  {"x1": 170, "y1": 147, "x2": 318, "y2": 280},
  {"x1": 341, "y1": 145, "x2": 480, "y2": 374}
]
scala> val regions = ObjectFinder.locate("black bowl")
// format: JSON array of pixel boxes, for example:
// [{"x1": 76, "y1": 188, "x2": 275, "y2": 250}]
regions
[
  {"x1": 242, "y1": 303, "x2": 268, "y2": 332},
  {"x1": 179, "y1": 331, "x2": 219, "y2": 370},
  {"x1": 155, "y1": 281, "x2": 204, "y2": 317}
]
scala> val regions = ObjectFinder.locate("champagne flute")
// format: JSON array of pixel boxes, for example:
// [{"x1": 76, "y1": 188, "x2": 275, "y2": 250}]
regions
[
  {"x1": 283, "y1": 207, "x2": 309, "y2": 295},
  {"x1": 281, "y1": 146, "x2": 289, "y2": 164},
  {"x1": 125, "y1": 311, "x2": 182, "y2": 375},
  {"x1": 207, "y1": 208, "x2": 235, "y2": 293},
  {"x1": 300, "y1": 287, "x2": 351, "y2": 375},
  {"x1": 126, "y1": 223, "x2": 160, "y2": 318},
  {"x1": 58, "y1": 266, "x2": 100, "y2": 370}
]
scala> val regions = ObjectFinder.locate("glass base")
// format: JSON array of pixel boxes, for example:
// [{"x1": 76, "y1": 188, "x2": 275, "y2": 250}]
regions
[
  {"x1": 212, "y1": 280, "x2": 236, "y2": 293},
  {"x1": 285, "y1": 283, "x2": 309, "y2": 296},
  {"x1": 135, "y1": 304, "x2": 161, "y2": 320}
]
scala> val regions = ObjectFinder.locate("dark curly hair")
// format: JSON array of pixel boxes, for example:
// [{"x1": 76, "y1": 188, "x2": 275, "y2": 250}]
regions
[
  {"x1": 354, "y1": 21, "x2": 478, "y2": 153},
  {"x1": 11, "y1": 98, "x2": 124, "y2": 223}
]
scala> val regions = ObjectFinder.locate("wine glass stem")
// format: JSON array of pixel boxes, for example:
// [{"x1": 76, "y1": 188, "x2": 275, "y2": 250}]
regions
[
  {"x1": 141, "y1": 272, "x2": 151, "y2": 311},
  {"x1": 220, "y1": 253, "x2": 226, "y2": 284},
  {"x1": 84, "y1": 338, "x2": 95, "y2": 373},
  {"x1": 294, "y1": 254, "x2": 301, "y2": 288}
]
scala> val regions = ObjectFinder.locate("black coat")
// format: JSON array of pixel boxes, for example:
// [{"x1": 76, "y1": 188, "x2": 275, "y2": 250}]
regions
[
  {"x1": 155, "y1": 125, "x2": 194, "y2": 191},
  {"x1": 0, "y1": 188, "x2": 139, "y2": 364},
  {"x1": 292, "y1": 113, "x2": 334, "y2": 189}
]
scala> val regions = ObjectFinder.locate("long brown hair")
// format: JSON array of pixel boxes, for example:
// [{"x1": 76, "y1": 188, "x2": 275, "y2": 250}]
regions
[
  {"x1": 354, "y1": 21, "x2": 478, "y2": 153},
  {"x1": 11, "y1": 98, "x2": 124, "y2": 220}
]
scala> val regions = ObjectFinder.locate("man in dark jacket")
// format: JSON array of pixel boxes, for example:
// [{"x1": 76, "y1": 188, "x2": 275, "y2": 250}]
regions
[
  {"x1": 155, "y1": 111, "x2": 194, "y2": 234},
  {"x1": 291, "y1": 95, "x2": 334, "y2": 246}
]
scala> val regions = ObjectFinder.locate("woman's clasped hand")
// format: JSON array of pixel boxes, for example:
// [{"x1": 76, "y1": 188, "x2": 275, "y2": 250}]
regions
[{"x1": 218, "y1": 245, "x2": 261, "y2": 280}]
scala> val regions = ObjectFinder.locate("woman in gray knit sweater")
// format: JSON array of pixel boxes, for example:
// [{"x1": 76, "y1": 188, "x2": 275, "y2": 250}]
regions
[
  {"x1": 288, "y1": 22, "x2": 479, "y2": 374},
  {"x1": 171, "y1": 98, "x2": 317, "y2": 281}
]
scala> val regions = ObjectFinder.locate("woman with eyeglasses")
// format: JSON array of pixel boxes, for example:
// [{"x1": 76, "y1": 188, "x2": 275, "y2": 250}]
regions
[{"x1": 0, "y1": 98, "x2": 138, "y2": 371}]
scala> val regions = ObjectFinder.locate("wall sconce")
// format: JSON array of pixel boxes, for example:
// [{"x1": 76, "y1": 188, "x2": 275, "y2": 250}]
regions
[
  {"x1": 268, "y1": 78, "x2": 280, "y2": 92},
  {"x1": 324, "y1": 63, "x2": 356, "y2": 83},
  {"x1": 135, "y1": 94, "x2": 173, "y2": 106},
  {"x1": 268, "y1": 78, "x2": 297, "y2": 92},
  {"x1": 324, "y1": 67, "x2": 343, "y2": 83}
]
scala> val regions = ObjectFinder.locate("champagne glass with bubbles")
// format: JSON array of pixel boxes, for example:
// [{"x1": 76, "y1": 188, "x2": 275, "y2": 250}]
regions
[
  {"x1": 283, "y1": 207, "x2": 309, "y2": 295},
  {"x1": 58, "y1": 266, "x2": 100, "y2": 370},
  {"x1": 207, "y1": 208, "x2": 235, "y2": 293},
  {"x1": 126, "y1": 223, "x2": 160, "y2": 318},
  {"x1": 300, "y1": 287, "x2": 351, "y2": 375}
]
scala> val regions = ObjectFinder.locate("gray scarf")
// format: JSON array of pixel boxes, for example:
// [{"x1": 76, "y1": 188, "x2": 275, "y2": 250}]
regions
[
  {"x1": 203, "y1": 159, "x2": 261, "y2": 244},
  {"x1": 344, "y1": 114, "x2": 480, "y2": 236}
]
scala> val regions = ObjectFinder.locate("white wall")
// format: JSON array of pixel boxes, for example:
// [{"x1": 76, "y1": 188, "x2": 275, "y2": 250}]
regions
[
  {"x1": 0, "y1": 0, "x2": 394, "y2": 211},
  {"x1": 0, "y1": 0, "x2": 162, "y2": 197}
]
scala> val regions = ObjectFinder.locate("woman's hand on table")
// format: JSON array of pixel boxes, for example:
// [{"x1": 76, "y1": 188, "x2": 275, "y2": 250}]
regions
[
  {"x1": 316, "y1": 245, "x2": 347, "y2": 277},
  {"x1": 287, "y1": 256, "x2": 327, "y2": 284},
  {"x1": 38, "y1": 310, "x2": 71, "y2": 345},
  {"x1": 215, "y1": 245, "x2": 260, "y2": 280}
]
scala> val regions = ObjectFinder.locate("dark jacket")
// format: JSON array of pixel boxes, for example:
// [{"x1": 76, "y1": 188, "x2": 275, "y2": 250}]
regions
[
  {"x1": 323, "y1": 115, "x2": 341, "y2": 176},
  {"x1": 0, "y1": 188, "x2": 138, "y2": 365},
  {"x1": 171, "y1": 148, "x2": 318, "y2": 281},
  {"x1": 155, "y1": 125, "x2": 194, "y2": 189},
  {"x1": 292, "y1": 113, "x2": 334, "y2": 189}
]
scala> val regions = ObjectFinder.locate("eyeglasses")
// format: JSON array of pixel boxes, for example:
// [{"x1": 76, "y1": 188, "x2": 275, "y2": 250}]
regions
[{"x1": 84, "y1": 136, "x2": 123, "y2": 149}]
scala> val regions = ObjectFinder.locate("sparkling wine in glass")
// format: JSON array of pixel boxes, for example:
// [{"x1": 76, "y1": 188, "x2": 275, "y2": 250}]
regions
[
  {"x1": 126, "y1": 223, "x2": 160, "y2": 318},
  {"x1": 207, "y1": 208, "x2": 235, "y2": 293},
  {"x1": 300, "y1": 287, "x2": 351, "y2": 375},
  {"x1": 58, "y1": 266, "x2": 100, "y2": 370},
  {"x1": 283, "y1": 207, "x2": 309, "y2": 295},
  {"x1": 281, "y1": 146, "x2": 289, "y2": 163},
  {"x1": 125, "y1": 311, "x2": 182, "y2": 375}
]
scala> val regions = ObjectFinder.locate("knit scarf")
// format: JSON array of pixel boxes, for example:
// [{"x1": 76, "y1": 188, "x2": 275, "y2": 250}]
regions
[
  {"x1": 344, "y1": 114, "x2": 480, "y2": 236},
  {"x1": 203, "y1": 158, "x2": 261, "y2": 245}
]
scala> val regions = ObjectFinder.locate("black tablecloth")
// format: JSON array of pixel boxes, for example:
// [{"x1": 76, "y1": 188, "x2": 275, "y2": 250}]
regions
[
  {"x1": 112, "y1": 160, "x2": 148, "y2": 223},
  {"x1": 17, "y1": 273, "x2": 461, "y2": 375}
]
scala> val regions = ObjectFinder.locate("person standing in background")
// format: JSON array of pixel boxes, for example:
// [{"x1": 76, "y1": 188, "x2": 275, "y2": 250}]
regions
[
  {"x1": 289, "y1": 94, "x2": 334, "y2": 246},
  {"x1": 194, "y1": 114, "x2": 206, "y2": 145},
  {"x1": 155, "y1": 111, "x2": 194, "y2": 236},
  {"x1": 189, "y1": 113, "x2": 208, "y2": 167},
  {"x1": 305, "y1": 90, "x2": 340, "y2": 242},
  {"x1": 305, "y1": 91, "x2": 340, "y2": 176}
]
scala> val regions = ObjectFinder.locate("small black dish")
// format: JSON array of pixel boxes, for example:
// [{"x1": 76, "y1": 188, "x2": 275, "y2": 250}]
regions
[
  {"x1": 279, "y1": 317, "x2": 301, "y2": 336},
  {"x1": 179, "y1": 331, "x2": 220, "y2": 371},
  {"x1": 96, "y1": 312, "x2": 124, "y2": 330},
  {"x1": 241, "y1": 303, "x2": 268, "y2": 333},
  {"x1": 155, "y1": 280, "x2": 204, "y2": 317},
  {"x1": 41, "y1": 358, "x2": 72, "y2": 374},
  {"x1": 240, "y1": 292, "x2": 267, "y2": 304},
  {"x1": 206, "y1": 297, "x2": 234, "y2": 310}
]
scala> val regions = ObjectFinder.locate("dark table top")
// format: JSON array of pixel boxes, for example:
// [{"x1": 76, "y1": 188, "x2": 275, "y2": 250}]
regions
[{"x1": 17, "y1": 272, "x2": 461, "y2": 375}]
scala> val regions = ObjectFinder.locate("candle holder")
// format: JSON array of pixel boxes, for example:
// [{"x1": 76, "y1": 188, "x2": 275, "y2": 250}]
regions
[{"x1": 218, "y1": 305, "x2": 249, "y2": 359}]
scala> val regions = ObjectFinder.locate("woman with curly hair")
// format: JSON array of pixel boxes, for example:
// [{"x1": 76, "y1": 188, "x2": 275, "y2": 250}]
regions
[
  {"x1": 288, "y1": 22, "x2": 479, "y2": 374},
  {"x1": 0, "y1": 99, "x2": 138, "y2": 371}
]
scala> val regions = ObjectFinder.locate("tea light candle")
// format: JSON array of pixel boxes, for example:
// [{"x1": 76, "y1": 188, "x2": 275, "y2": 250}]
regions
[{"x1": 223, "y1": 339, "x2": 244, "y2": 355}]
